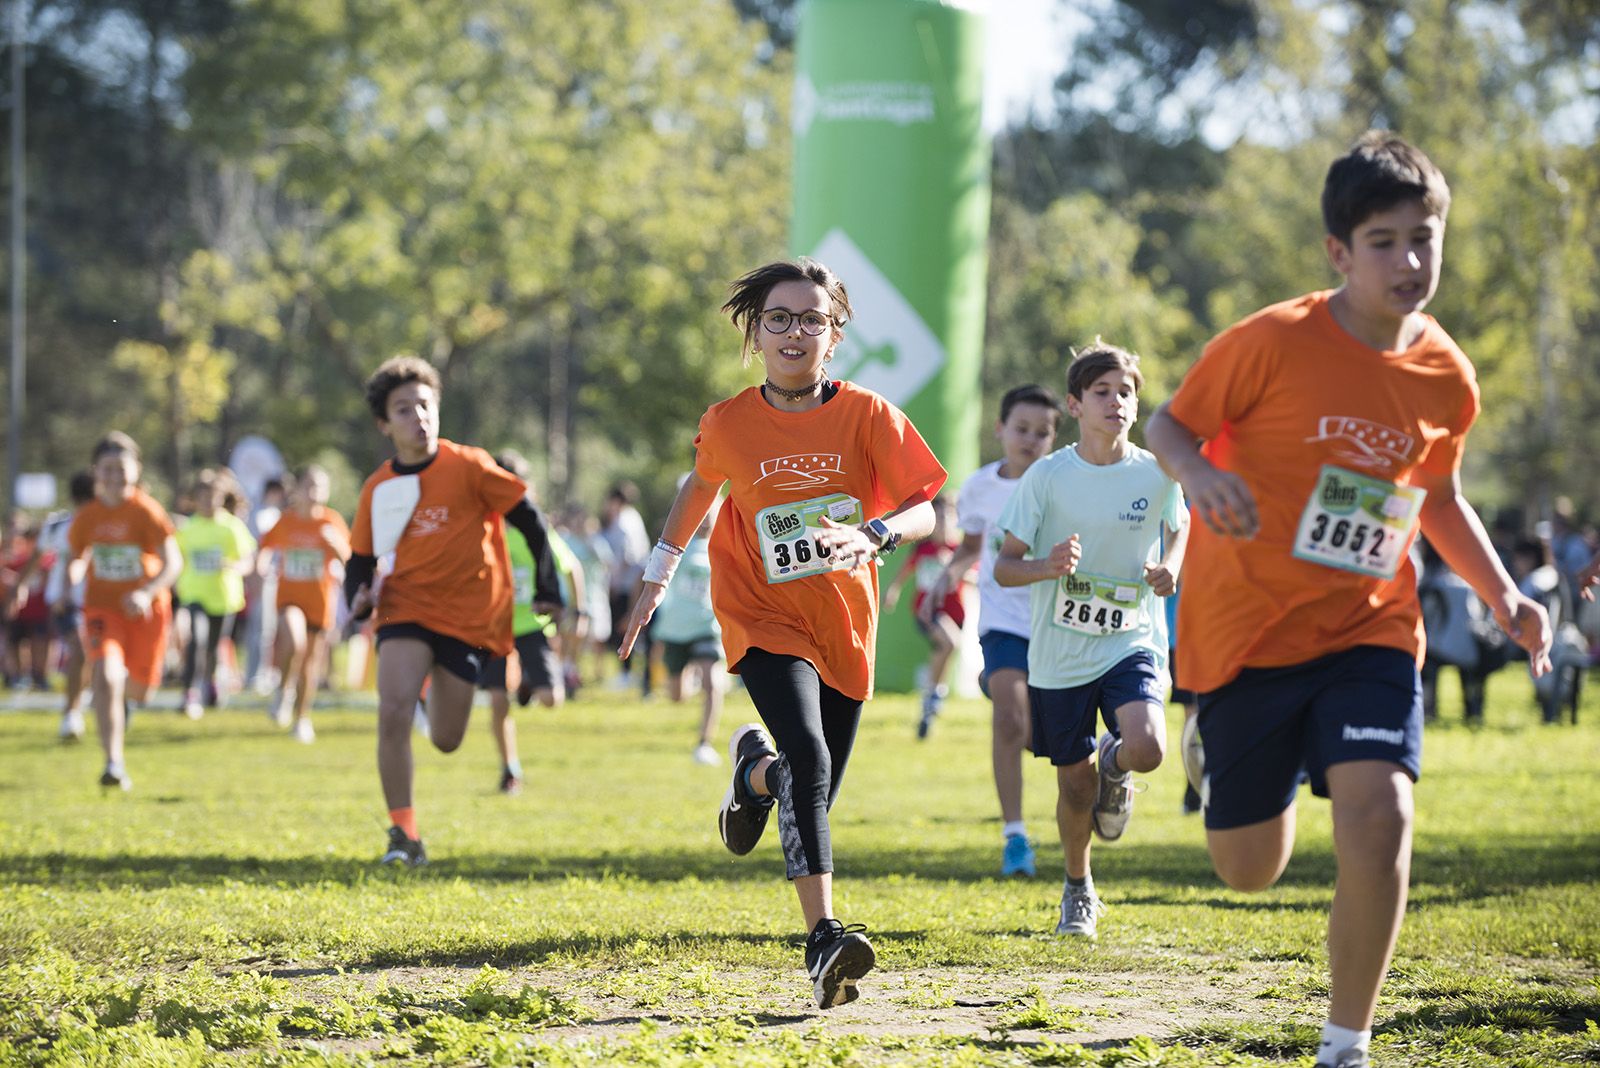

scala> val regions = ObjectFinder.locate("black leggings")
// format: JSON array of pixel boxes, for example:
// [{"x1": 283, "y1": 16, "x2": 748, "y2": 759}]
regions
[
  {"x1": 737, "y1": 648, "x2": 864, "y2": 879},
  {"x1": 181, "y1": 603, "x2": 231, "y2": 694}
]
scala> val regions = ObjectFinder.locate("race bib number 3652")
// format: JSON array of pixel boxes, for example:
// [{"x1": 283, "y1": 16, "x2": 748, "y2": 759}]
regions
[
  {"x1": 1292, "y1": 465, "x2": 1425, "y2": 580},
  {"x1": 755, "y1": 494, "x2": 864, "y2": 584}
]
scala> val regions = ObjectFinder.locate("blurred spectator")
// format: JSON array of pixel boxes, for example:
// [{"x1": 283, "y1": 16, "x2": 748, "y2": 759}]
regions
[
  {"x1": 601, "y1": 481, "x2": 651, "y2": 693},
  {"x1": 1417, "y1": 538, "x2": 1509, "y2": 723},
  {"x1": 1510, "y1": 535, "x2": 1587, "y2": 723}
]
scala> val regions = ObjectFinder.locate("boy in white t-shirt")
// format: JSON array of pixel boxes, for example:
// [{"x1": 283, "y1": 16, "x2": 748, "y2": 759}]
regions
[
  {"x1": 927, "y1": 385, "x2": 1061, "y2": 877},
  {"x1": 995, "y1": 344, "x2": 1187, "y2": 938}
]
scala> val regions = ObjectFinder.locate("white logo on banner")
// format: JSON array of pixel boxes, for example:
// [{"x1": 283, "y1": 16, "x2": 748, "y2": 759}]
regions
[
  {"x1": 810, "y1": 229, "x2": 946, "y2": 407},
  {"x1": 792, "y1": 75, "x2": 936, "y2": 138}
]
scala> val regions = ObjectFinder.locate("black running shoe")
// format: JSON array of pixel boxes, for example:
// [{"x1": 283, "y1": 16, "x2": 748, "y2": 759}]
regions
[
  {"x1": 805, "y1": 918, "x2": 875, "y2": 1009},
  {"x1": 499, "y1": 769, "x2": 523, "y2": 796},
  {"x1": 98, "y1": 766, "x2": 132, "y2": 791},
  {"x1": 718, "y1": 723, "x2": 776, "y2": 855},
  {"x1": 380, "y1": 825, "x2": 427, "y2": 867}
]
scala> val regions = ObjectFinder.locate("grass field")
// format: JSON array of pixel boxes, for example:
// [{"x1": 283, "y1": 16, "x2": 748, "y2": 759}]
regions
[{"x1": 1, "y1": 669, "x2": 1597, "y2": 1066}]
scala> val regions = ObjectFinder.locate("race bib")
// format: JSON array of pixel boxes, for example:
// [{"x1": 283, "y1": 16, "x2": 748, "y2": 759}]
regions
[
  {"x1": 1053, "y1": 571, "x2": 1142, "y2": 635},
  {"x1": 283, "y1": 548, "x2": 324, "y2": 583},
  {"x1": 189, "y1": 548, "x2": 224, "y2": 574},
  {"x1": 1292, "y1": 466, "x2": 1425, "y2": 580},
  {"x1": 92, "y1": 544, "x2": 143, "y2": 582},
  {"x1": 513, "y1": 565, "x2": 534, "y2": 605},
  {"x1": 755, "y1": 493, "x2": 864, "y2": 584}
]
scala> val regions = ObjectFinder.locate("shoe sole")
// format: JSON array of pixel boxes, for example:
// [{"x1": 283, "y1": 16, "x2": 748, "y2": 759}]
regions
[
  {"x1": 379, "y1": 851, "x2": 426, "y2": 867},
  {"x1": 812, "y1": 938, "x2": 875, "y2": 1009}
]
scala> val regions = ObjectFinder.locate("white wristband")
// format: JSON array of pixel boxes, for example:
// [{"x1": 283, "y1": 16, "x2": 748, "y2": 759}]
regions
[{"x1": 643, "y1": 543, "x2": 682, "y2": 586}]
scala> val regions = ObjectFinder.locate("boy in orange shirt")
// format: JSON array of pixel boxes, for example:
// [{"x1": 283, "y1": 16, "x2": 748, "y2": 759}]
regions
[
  {"x1": 345, "y1": 357, "x2": 563, "y2": 866},
  {"x1": 1147, "y1": 132, "x2": 1552, "y2": 1068},
  {"x1": 65, "y1": 432, "x2": 183, "y2": 791},
  {"x1": 258, "y1": 464, "x2": 350, "y2": 743}
]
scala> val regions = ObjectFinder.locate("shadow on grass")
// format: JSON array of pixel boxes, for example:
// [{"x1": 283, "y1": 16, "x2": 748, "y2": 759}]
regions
[{"x1": 5, "y1": 833, "x2": 1597, "y2": 899}]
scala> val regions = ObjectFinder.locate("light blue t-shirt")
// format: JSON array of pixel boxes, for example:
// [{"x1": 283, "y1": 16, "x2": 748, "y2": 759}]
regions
[
  {"x1": 998, "y1": 443, "x2": 1186, "y2": 689},
  {"x1": 653, "y1": 536, "x2": 719, "y2": 644}
]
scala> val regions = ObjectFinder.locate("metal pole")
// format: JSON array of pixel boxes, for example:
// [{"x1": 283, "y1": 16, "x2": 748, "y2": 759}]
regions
[{"x1": 7, "y1": 0, "x2": 24, "y2": 515}]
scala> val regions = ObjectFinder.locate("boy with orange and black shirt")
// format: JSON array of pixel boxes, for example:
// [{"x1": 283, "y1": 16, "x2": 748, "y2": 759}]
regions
[
  {"x1": 1147, "y1": 131, "x2": 1552, "y2": 1068},
  {"x1": 345, "y1": 357, "x2": 563, "y2": 866},
  {"x1": 65, "y1": 432, "x2": 183, "y2": 791}
]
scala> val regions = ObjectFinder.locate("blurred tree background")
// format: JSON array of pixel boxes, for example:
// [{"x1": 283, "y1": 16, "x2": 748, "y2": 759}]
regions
[{"x1": 3, "y1": 0, "x2": 1596, "y2": 525}]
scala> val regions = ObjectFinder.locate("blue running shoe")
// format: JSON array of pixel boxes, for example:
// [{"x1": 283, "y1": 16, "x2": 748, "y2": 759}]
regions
[{"x1": 1001, "y1": 833, "x2": 1036, "y2": 877}]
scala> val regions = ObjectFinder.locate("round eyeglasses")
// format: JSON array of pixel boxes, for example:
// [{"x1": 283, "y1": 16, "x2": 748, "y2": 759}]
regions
[{"x1": 759, "y1": 308, "x2": 833, "y2": 336}]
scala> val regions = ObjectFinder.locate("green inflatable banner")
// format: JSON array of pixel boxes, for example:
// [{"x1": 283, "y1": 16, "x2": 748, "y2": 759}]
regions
[{"x1": 792, "y1": 0, "x2": 991, "y2": 692}]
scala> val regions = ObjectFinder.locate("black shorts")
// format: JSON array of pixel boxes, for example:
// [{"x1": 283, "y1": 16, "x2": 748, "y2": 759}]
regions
[
  {"x1": 376, "y1": 622, "x2": 489, "y2": 685},
  {"x1": 8, "y1": 617, "x2": 47, "y2": 644},
  {"x1": 661, "y1": 635, "x2": 722, "y2": 675},
  {"x1": 480, "y1": 631, "x2": 558, "y2": 692}
]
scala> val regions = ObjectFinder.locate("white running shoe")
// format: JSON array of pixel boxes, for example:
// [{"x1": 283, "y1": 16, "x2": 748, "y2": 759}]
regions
[
  {"x1": 692, "y1": 743, "x2": 720, "y2": 765},
  {"x1": 59, "y1": 708, "x2": 86, "y2": 742},
  {"x1": 293, "y1": 717, "x2": 316, "y2": 744},
  {"x1": 1055, "y1": 882, "x2": 1104, "y2": 938},
  {"x1": 269, "y1": 687, "x2": 296, "y2": 728},
  {"x1": 1090, "y1": 734, "x2": 1138, "y2": 842},
  {"x1": 183, "y1": 689, "x2": 205, "y2": 721}
]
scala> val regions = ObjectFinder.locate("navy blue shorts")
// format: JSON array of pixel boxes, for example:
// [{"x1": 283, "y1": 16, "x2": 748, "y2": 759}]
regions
[
  {"x1": 1029, "y1": 651, "x2": 1164, "y2": 766},
  {"x1": 377, "y1": 622, "x2": 488, "y2": 685},
  {"x1": 1198, "y1": 644, "x2": 1423, "y2": 830},
  {"x1": 978, "y1": 630, "x2": 1029, "y2": 698}
]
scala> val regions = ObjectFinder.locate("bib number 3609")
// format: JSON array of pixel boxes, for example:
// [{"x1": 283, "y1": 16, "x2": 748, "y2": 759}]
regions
[
  {"x1": 755, "y1": 494, "x2": 864, "y2": 584},
  {"x1": 1292, "y1": 465, "x2": 1425, "y2": 580}
]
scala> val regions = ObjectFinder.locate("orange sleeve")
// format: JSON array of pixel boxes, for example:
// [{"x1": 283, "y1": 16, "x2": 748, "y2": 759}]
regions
[
  {"x1": 139, "y1": 495, "x2": 175, "y2": 549},
  {"x1": 1167, "y1": 319, "x2": 1279, "y2": 442},
  {"x1": 1413, "y1": 365, "x2": 1481, "y2": 481},
  {"x1": 258, "y1": 517, "x2": 285, "y2": 551},
  {"x1": 67, "y1": 510, "x2": 88, "y2": 559},
  {"x1": 865, "y1": 395, "x2": 946, "y2": 515},
  {"x1": 692, "y1": 407, "x2": 729, "y2": 485},
  {"x1": 469, "y1": 447, "x2": 528, "y2": 515}
]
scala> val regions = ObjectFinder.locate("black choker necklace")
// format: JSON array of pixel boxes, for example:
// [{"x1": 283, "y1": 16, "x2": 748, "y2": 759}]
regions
[{"x1": 764, "y1": 376, "x2": 826, "y2": 401}]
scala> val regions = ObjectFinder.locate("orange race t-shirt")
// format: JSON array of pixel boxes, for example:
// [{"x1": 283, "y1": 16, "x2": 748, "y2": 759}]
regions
[
  {"x1": 694, "y1": 381, "x2": 946, "y2": 700},
  {"x1": 350, "y1": 439, "x2": 527, "y2": 655},
  {"x1": 67, "y1": 490, "x2": 177, "y2": 614},
  {"x1": 1167, "y1": 290, "x2": 1480, "y2": 693},
  {"x1": 260, "y1": 505, "x2": 351, "y2": 631}
]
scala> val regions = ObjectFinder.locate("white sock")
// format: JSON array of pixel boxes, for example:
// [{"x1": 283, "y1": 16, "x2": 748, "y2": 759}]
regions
[
  {"x1": 1002, "y1": 821, "x2": 1026, "y2": 841},
  {"x1": 1319, "y1": 1022, "x2": 1370, "y2": 1060}
]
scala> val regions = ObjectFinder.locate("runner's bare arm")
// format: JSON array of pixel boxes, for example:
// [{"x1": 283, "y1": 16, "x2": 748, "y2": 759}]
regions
[
  {"x1": 992, "y1": 531, "x2": 1080, "y2": 587},
  {"x1": 1146, "y1": 403, "x2": 1258, "y2": 539},
  {"x1": 1417, "y1": 469, "x2": 1552, "y2": 674},
  {"x1": 617, "y1": 470, "x2": 724, "y2": 660},
  {"x1": 124, "y1": 535, "x2": 183, "y2": 619}
]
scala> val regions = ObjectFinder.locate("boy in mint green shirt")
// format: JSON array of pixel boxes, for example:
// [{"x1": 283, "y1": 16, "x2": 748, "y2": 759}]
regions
[
  {"x1": 175, "y1": 472, "x2": 256, "y2": 717},
  {"x1": 479, "y1": 451, "x2": 584, "y2": 794},
  {"x1": 995, "y1": 343, "x2": 1187, "y2": 940}
]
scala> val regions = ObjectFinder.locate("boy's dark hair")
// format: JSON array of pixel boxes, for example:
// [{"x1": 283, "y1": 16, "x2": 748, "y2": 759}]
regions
[
  {"x1": 91, "y1": 431, "x2": 140, "y2": 464},
  {"x1": 68, "y1": 470, "x2": 95, "y2": 504},
  {"x1": 1321, "y1": 130, "x2": 1451, "y2": 246},
  {"x1": 1066, "y1": 341, "x2": 1144, "y2": 399},
  {"x1": 998, "y1": 384, "x2": 1062, "y2": 424},
  {"x1": 607, "y1": 481, "x2": 639, "y2": 506},
  {"x1": 722, "y1": 258, "x2": 853, "y2": 367},
  {"x1": 365, "y1": 356, "x2": 441, "y2": 421}
]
